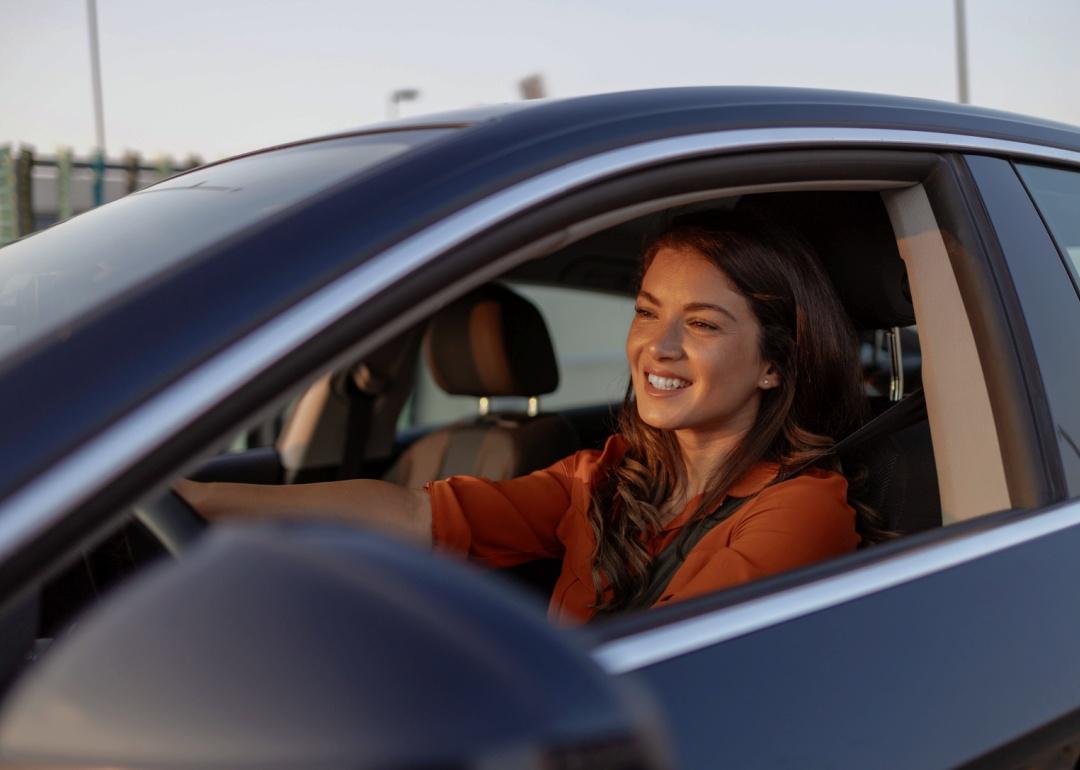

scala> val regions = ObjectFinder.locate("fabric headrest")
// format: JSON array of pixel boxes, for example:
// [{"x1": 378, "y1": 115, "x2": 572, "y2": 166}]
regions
[
  {"x1": 424, "y1": 284, "x2": 559, "y2": 397},
  {"x1": 741, "y1": 192, "x2": 915, "y2": 330}
]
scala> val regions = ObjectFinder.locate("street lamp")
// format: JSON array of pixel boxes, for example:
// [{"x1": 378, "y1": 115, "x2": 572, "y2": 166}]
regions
[
  {"x1": 86, "y1": 0, "x2": 106, "y2": 152},
  {"x1": 954, "y1": 0, "x2": 970, "y2": 104},
  {"x1": 388, "y1": 88, "x2": 420, "y2": 119},
  {"x1": 86, "y1": 0, "x2": 107, "y2": 206}
]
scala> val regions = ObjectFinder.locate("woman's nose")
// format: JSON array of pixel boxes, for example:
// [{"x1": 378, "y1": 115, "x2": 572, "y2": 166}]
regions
[{"x1": 648, "y1": 321, "x2": 684, "y2": 359}]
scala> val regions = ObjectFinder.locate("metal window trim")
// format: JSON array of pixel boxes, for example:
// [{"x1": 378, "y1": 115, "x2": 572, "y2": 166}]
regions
[
  {"x1": 2, "y1": 124, "x2": 1078, "y2": 639},
  {"x1": 591, "y1": 499, "x2": 1080, "y2": 673}
]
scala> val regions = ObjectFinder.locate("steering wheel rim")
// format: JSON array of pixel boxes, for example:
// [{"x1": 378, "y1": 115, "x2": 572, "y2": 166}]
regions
[{"x1": 132, "y1": 489, "x2": 207, "y2": 557}]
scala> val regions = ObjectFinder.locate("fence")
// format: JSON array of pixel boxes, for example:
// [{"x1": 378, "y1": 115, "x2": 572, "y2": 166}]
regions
[{"x1": 0, "y1": 146, "x2": 203, "y2": 246}]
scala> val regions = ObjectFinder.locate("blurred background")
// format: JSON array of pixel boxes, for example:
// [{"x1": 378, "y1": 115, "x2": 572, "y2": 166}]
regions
[{"x1": 3, "y1": 0, "x2": 1079, "y2": 232}]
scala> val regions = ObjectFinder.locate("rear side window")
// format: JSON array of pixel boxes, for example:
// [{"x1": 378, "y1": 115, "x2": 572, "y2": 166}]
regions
[{"x1": 1016, "y1": 162, "x2": 1080, "y2": 292}]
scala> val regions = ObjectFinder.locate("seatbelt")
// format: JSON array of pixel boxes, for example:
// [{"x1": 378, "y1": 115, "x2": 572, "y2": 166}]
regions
[
  {"x1": 827, "y1": 388, "x2": 927, "y2": 462},
  {"x1": 592, "y1": 495, "x2": 751, "y2": 620},
  {"x1": 337, "y1": 373, "x2": 376, "y2": 481},
  {"x1": 589, "y1": 388, "x2": 927, "y2": 620}
]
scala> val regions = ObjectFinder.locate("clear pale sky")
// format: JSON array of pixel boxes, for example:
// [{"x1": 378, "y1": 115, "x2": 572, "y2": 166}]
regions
[{"x1": 2, "y1": 0, "x2": 1078, "y2": 161}]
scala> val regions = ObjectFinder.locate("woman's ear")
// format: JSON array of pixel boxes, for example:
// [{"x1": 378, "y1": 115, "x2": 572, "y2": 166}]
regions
[{"x1": 758, "y1": 364, "x2": 781, "y2": 390}]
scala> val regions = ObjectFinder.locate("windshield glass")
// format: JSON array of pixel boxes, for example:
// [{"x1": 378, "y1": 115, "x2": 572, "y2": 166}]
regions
[{"x1": 0, "y1": 129, "x2": 448, "y2": 362}]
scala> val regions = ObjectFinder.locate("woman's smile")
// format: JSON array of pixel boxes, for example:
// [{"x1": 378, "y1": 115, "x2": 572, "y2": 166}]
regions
[{"x1": 645, "y1": 369, "x2": 692, "y2": 393}]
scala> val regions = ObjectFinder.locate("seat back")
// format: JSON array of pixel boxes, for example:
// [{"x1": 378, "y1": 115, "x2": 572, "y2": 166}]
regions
[
  {"x1": 384, "y1": 284, "x2": 578, "y2": 486},
  {"x1": 743, "y1": 192, "x2": 942, "y2": 535},
  {"x1": 838, "y1": 390, "x2": 942, "y2": 535}
]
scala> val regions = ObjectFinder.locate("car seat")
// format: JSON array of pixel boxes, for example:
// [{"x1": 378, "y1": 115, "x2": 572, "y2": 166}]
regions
[
  {"x1": 382, "y1": 283, "x2": 580, "y2": 487},
  {"x1": 742, "y1": 191, "x2": 942, "y2": 535}
]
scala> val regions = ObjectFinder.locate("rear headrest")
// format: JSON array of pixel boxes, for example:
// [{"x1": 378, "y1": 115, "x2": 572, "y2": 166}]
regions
[
  {"x1": 424, "y1": 284, "x2": 559, "y2": 397},
  {"x1": 741, "y1": 192, "x2": 915, "y2": 330}
]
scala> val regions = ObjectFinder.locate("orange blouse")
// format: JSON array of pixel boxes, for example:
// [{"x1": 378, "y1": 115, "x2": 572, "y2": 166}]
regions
[{"x1": 426, "y1": 435, "x2": 858, "y2": 624}]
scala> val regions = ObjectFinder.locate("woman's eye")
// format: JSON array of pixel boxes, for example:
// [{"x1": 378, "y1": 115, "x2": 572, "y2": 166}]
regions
[
  {"x1": 689, "y1": 319, "x2": 719, "y2": 331},
  {"x1": 634, "y1": 306, "x2": 655, "y2": 318}
]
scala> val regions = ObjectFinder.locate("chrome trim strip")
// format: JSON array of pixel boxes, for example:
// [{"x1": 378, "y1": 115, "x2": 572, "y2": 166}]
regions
[
  {"x1": 2, "y1": 125, "x2": 1079, "y2": 579},
  {"x1": 591, "y1": 500, "x2": 1080, "y2": 673}
]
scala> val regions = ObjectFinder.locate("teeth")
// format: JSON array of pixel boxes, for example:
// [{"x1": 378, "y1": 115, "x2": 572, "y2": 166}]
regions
[{"x1": 647, "y1": 373, "x2": 690, "y2": 391}]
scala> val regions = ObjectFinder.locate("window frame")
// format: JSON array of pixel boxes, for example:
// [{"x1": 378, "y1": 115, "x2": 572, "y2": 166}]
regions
[{"x1": 0, "y1": 130, "x2": 1063, "y2": 638}]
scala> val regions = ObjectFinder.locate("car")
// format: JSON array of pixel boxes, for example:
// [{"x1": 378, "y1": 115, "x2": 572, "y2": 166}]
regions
[{"x1": 0, "y1": 86, "x2": 1079, "y2": 769}]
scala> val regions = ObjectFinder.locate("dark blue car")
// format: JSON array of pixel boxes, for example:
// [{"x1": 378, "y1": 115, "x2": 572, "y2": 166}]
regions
[{"x1": 1, "y1": 88, "x2": 1079, "y2": 769}]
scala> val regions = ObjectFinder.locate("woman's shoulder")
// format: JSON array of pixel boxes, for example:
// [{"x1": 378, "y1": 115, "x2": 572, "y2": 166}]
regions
[
  {"x1": 724, "y1": 465, "x2": 859, "y2": 560},
  {"x1": 744, "y1": 465, "x2": 851, "y2": 520}
]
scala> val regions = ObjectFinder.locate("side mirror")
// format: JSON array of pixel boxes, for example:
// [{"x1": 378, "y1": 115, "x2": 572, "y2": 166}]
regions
[{"x1": 0, "y1": 523, "x2": 671, "y2": 769}]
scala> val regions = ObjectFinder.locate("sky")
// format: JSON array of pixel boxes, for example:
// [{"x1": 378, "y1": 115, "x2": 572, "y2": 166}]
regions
[{"x1": 2, "y1": 0, "x2": 1079, "y2": 161}]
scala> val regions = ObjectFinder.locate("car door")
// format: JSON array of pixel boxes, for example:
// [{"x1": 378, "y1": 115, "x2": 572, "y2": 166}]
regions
[{"x1": 586, "y1": 151, "x2": 1080, "y2": 770}]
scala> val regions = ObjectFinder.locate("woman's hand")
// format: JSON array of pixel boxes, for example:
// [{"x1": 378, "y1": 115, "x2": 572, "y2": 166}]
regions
[{"x1": 173, "y1": 477, "x2": 433, "y2": 546}]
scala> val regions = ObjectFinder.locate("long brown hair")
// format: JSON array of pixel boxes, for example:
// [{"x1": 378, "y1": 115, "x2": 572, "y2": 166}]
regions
[{"x1": 588, "y1": 210, "x2": 874, "y2": 613}]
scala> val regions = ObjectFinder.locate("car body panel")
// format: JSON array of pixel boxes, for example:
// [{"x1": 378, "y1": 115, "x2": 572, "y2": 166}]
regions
[{"x1": 627, "y1": 499, "x2": 1080, "y2": 769}]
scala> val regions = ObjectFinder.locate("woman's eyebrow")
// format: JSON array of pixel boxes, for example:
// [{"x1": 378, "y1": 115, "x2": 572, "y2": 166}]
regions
[
  {"x1": 637, "y1": 291, "x2": 738, "y2": 322},
  {"x1": 684, "y1": 301, "x2": 737, "y2": 322}
]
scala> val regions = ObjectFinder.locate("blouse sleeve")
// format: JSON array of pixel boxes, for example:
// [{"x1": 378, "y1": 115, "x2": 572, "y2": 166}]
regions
[
  {"x1": 667, "y1": 471, "x2": 859, "y2": 603},
  {"x1": 425, "y1": 452, "x2": 590, "y2": 568}
]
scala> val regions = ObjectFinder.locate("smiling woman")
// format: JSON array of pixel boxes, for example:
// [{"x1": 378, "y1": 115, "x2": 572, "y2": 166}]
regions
[
  {"x1": 588, "y1": 211, "x2": 875, "y2": 616},
  {"x1": 178, "y1": 209, "x2": 878, "y2": 623}
]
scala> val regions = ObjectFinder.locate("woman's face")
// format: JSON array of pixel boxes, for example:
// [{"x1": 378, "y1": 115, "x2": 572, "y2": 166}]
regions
[{"x1": 626, "y1": 244, "x2": 778, "y2": 443}]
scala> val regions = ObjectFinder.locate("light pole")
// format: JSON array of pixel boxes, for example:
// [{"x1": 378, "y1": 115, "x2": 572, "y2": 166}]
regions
[
  {"x1": 388, "y1": 88, "x2": 420, "y2": 119},
  {"x1": 954, "y1": 0, "x2": 970, "y2": 104},
  {"x1": 86, "y1": 0, "x2": 107, "y2": 150},
  {"x1": 86, "y1": 0, "x2": 107, "y2": 206}
]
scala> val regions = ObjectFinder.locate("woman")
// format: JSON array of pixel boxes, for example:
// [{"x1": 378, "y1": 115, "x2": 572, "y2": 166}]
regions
[{"x1": 177, "y1": 211, "x2": 873, "y2": 624}]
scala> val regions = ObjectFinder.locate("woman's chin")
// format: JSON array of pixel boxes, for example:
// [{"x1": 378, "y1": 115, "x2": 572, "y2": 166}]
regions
[{"x1": 635, "y1": 405, "x2": 685, "y2": 432}]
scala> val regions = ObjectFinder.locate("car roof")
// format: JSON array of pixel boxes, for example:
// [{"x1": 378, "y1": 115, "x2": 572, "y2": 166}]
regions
[{"x1": 317, "y1": 86, "x2": 1080, "y2": 155}]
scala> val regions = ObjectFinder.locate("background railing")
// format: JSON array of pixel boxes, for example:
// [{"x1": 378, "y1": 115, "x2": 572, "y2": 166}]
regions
[{"x1": 0, "y1": 146, "x2": 203, "y2": 245}]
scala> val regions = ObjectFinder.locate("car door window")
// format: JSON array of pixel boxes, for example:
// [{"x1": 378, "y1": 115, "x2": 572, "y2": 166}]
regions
[{"x1": 1015, "y1": 162, "x2": 1080, "y2": 292}]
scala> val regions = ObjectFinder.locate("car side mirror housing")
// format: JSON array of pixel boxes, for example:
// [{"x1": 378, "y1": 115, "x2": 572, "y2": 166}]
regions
[{"x1": 0, "y1": 523, "x2": 670, "y2": 769}]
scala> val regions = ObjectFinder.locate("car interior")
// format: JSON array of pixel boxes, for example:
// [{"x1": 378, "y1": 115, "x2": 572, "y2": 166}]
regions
[{"x1": 3, "y1": 175, "x2": 1020, "y2": 692}]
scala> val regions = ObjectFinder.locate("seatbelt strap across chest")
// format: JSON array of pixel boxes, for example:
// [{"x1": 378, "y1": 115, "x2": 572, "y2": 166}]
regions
[{"x1": 590, "y1": 495, "x2": 748, "y2": 620}]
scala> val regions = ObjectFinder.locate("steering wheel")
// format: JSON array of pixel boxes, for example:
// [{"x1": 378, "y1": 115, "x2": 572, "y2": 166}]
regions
[{"x1": 132, "y1": 489, "x2": 207, "y2": 557}]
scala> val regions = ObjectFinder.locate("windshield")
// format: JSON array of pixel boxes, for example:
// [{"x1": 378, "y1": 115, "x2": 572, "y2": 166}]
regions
[{"x1": 0, "y1": 129, "x2": 449, "y2": 362}]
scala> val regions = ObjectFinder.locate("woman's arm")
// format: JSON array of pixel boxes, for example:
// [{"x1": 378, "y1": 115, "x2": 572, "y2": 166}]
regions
[{"x1": 174, "y1": 478, "x2": 433, "y2": 546}]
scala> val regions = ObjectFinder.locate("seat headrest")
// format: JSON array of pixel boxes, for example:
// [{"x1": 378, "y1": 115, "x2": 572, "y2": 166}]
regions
[
  {"x1": 424, "y1": 284, "x2": 559, "y2": 397},
  {"x1": 740, "y1": 192, "x2": 915, "y2": 330}
]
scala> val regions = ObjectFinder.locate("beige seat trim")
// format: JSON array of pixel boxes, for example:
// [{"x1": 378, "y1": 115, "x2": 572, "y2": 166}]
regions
[
  {"x1": 882, "y1": 185, "x2": 1011, "y2": 522},
  {"x1": 276, "y1": 373, "x2": 347, "y2": 482}
]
